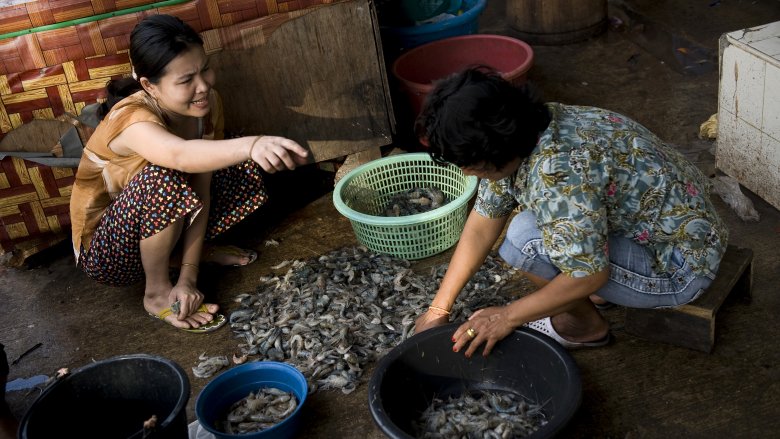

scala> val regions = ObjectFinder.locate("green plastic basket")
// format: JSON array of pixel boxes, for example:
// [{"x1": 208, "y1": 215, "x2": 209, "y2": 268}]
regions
[{"x1": 333, "y1": 153, "x2": 478, "y2": 260}]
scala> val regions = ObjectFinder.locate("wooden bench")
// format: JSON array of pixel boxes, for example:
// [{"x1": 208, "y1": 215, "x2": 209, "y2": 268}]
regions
[{"x1": 624, "y1": 245, "x2": 753, "y2": 352}]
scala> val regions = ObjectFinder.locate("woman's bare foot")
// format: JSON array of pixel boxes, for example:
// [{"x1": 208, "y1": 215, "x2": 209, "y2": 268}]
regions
[
  {"x1": 202, "y1": 245, "x2": 257, "y2": 267},
  {"x1": 551, "y1": 310, "x2": 610, "y2": 344},
  {"x1": 589, "y1": 294, "x2": 615, "y2": 310}
]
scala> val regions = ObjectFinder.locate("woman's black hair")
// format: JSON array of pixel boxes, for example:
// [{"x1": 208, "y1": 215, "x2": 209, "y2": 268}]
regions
[
  {"x1": 415, "y1": 66, "x2": 551, "y2": 169},
  {"x1": 97, "y1": 14, "x2": 204, "y2": 120}
]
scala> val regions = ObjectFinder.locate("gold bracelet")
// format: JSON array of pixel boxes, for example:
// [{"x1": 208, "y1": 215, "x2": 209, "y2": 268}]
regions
[
  {"x1": 181, "y1": 263, "x2": 199, "y2": 272},
  {"x1": 428, "y1": 305, "x2": 451, "y2": 315},
  {"x1": 248, "y1": 135, "x2": 263, "y2": 159}
]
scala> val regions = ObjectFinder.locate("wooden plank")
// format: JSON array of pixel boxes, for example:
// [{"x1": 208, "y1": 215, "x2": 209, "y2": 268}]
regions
[
  {"x1": 0, "y1": 119, "x2": 71, "y2": 153},
  {"x1": 626, "y1": 305, "x2": 715, "y2": 352},
  {"x1": 687, "y1": 245, "x2": 753, "y2": 309},
  {"x1": 368, "y1": 0, "x2": 395, "y2": 130},
  {"x1": 209, "y1": 0, "x2": 394, "y2": 163},
  {"x1": 624, "y1": 245, "x2": 753, "y2": 352},
  {"x1": 333, "y1": 146, "x2": 382, "y2": 184}
]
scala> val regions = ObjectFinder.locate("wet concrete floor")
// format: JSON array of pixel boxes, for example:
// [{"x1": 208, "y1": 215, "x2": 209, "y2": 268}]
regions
[{"x1": 2, "y1": 0, "x2": 780, "y2": 437}]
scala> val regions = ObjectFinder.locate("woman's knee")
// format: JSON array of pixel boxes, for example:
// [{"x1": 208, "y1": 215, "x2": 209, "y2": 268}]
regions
[
  {"x1": 498, "y1": 211, "x2": 559, "y2": 279},
  {"x1": 505, "y1": 210, "x2": 542, "y2": 249},
  {"x1": 130, "y1": 165, "x2": 202, "y2": 212},
  {"x1": 137, "y1": 164, "x2": 189, "y2": 188}
]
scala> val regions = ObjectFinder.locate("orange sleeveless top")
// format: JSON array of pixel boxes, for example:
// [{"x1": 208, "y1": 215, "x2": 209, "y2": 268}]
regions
[{"x1": 69, "y1": 89, "x2": 224, "y2": 261}]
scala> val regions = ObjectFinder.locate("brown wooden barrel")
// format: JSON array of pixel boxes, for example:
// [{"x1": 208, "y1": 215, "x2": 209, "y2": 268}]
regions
[{"x1": 506, "y1": 0, "x2": 608, "y2": 45}]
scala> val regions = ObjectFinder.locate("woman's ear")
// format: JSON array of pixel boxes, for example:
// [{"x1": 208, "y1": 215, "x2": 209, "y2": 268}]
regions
[{"x1": 139, "y1": 77, "x2": 155, "y2": 96}]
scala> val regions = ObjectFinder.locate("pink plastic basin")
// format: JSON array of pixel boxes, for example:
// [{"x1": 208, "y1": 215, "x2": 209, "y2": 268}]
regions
[{"x1": 392, "y1": 34, "x2": 534, "y2": 117}]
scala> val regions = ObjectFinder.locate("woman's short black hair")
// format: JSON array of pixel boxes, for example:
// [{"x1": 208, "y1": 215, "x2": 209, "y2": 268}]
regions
[
  {"x1": 415, "y1": 66, "x2": 551, "y2": 169},
  {"x1": 98, "y1": 14, "x2": 203, "y2": 119}
]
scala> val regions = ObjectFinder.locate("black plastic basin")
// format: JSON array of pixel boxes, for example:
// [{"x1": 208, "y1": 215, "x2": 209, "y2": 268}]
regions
[
  {"x1": 368, "y1": 323, "x2": 582, "y2": 438},
  {"x1": 19, "y1": 354, "x2": 190, "y2": 439}
]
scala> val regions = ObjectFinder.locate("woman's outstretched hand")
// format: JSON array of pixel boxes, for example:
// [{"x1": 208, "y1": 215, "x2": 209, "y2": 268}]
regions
[
  {"x1": 452, "y1": 306, "x2": 515, "y2": 358},
  {"x1": 248, "y1": 136, "x2": 310, "y2": 173}
]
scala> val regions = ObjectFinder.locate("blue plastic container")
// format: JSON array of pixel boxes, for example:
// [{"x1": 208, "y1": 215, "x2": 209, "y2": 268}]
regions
[
  {"x1": 400, "y1": 0, "x2": 451, "y2": 23},
  {"x1": 195, "y1": 361, "x2": 308, "y2": 439},
  {"x1": 380, "y1": 0, "x2": 487, "y2": 60}
]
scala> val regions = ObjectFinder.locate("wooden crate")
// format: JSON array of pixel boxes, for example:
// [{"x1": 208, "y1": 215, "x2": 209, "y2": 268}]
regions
[
  {"x1": 624, "y1": 245, "x2": 753, "y2": 353},
  {"x1": 207, "y1": 0, "x2": 394, "y2": 163}
]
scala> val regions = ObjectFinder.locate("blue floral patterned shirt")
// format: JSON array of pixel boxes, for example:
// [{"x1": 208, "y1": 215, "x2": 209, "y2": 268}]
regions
[{"x1": 474, "y1": 103, "x2": 728, "y2": 278}]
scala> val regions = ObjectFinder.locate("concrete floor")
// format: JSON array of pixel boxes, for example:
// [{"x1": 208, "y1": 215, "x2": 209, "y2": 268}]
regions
[{"x1": 3, "y1": 0, "x2": 780, "y2": 437}]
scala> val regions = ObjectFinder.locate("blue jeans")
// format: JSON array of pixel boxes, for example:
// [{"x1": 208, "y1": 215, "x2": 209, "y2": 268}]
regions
[{"x1": 498, "y1": 211, "x2": 716, "y2": 309}]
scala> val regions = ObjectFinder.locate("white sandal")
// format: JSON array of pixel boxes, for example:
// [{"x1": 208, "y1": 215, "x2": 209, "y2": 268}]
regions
[{"x1": 523, "y1": 317, "x2": 610, "y2": 349}]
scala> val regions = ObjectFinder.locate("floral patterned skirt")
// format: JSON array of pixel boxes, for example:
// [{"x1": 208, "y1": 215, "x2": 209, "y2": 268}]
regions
[{"x1": 78, "y1": 161, "x2": 267, "y2": 286}]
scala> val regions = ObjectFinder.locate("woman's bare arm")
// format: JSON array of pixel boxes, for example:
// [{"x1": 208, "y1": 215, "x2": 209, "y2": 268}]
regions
[{"x1": 112, "y1": 121, "x2": 309, "y2": 173}]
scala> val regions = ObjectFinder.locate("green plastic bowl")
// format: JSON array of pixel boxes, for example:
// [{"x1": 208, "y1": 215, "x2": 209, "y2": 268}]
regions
[{"x1": 333, "y1": 153, "x2": 478, "y2": 260}]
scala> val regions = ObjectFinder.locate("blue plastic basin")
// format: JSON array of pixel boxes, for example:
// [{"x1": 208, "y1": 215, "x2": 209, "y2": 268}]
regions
[
  {"x1": 380, "y1": 0, "x2": 487, "y2": 60},
  {"x1": 195, "y1": 361, "x2": 308, "y2": 439}
]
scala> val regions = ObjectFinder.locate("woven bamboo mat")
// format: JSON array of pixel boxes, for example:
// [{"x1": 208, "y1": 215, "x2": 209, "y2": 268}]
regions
[{"x1": 0, "y1": 156, "x2": 75, "y2": 265}]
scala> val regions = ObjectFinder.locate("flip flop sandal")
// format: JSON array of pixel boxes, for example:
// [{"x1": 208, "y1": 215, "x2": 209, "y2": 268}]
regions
[
  {"x1": 523, "y1": 317, "x2": 610, "y2": 349},
  {"x1": 150, "y1": 304, "x2": 227, "y2": 333},
  {"x1": 205, "y1": 245, "x2": 258, "y2": 267}
]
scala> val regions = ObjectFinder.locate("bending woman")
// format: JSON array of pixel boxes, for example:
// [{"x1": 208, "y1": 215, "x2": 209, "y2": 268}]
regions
[
  {"x1": 414, "y1": 67, "x2": 728, "y2": 356},
  {"x1": 69, "y1": 15, "x2": 309, "y2": 332}
]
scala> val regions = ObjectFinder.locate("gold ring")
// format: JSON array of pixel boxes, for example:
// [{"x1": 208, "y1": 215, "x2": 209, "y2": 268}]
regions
[{"x1": 466, "y1": 328, "x2": 477, "y2": 339}]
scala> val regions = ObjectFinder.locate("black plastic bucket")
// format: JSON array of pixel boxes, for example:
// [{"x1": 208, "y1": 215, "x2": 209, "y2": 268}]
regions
[
  {"x1": 19, "y1": 354, "x2": 190, "y2": 439},
  {"x1": 369, "y1": 323, "x2": 582, "y2": 438}
]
